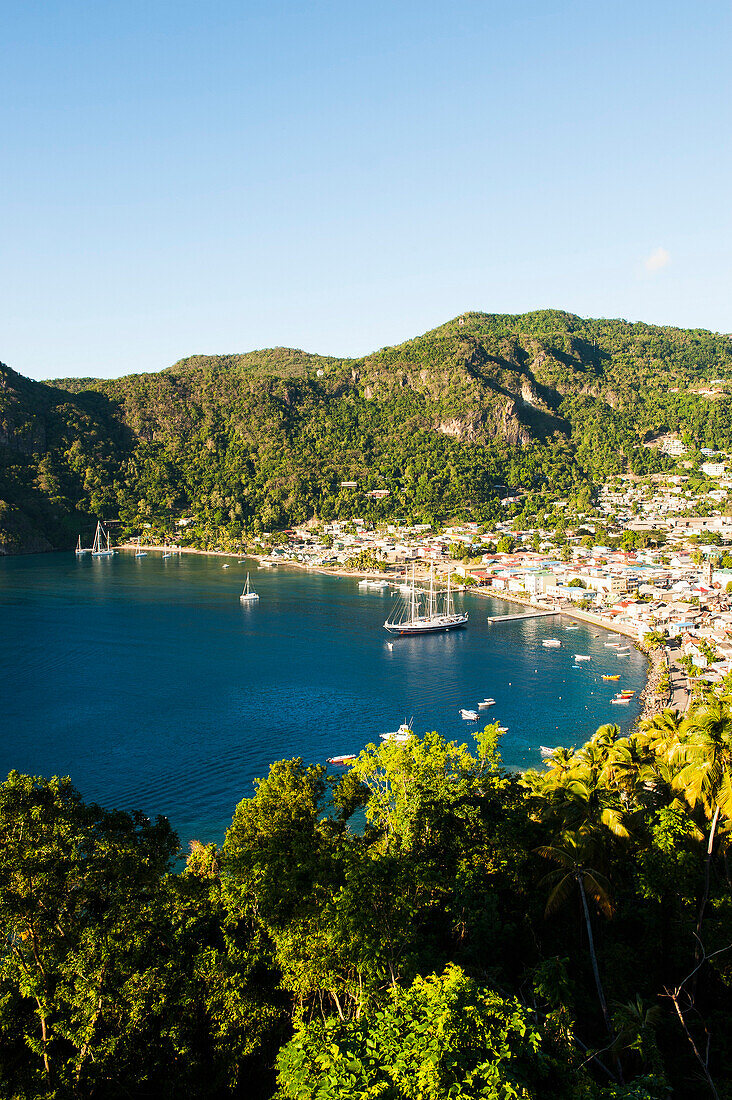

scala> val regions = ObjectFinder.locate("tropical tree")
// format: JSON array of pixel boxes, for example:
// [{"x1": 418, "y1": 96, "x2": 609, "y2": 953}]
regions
[
  {"x1": 537, "y1": 835, "x2": 617, "y2": 1045},
  {"x1": 275, "y1": 964, "x2": 545, "y2": 1100}
]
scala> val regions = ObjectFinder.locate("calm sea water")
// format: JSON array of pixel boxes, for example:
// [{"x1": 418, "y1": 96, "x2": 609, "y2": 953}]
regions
[{"x1": 0, "y1": 553, "x2": 647, "y2": 847}]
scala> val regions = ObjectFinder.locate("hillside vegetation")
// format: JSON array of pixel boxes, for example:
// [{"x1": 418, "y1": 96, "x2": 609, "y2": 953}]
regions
[{"x1": 3, "y1": 310, "x2": 732, "y2": 552}]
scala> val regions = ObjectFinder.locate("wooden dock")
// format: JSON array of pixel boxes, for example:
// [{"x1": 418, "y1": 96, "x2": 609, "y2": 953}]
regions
[{"x1": 487, "y1": 610, "x2": 559, "y2": 623}]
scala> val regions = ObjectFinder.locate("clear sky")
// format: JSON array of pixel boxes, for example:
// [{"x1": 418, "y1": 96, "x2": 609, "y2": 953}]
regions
[{"x1": 3, "y1": 0, "x2": 731, "y2": 380}]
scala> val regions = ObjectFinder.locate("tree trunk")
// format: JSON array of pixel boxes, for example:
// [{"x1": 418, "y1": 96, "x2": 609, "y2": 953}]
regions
[
  {"x1": 696, "y1": 803, "x2": 721, "y2": 960},
  {"x1": 36, "y1": 999, "x2": 51, "y2": 1079},
  {"x1": 578, "y1": 874, "x2": 623, "y2": 1083}
]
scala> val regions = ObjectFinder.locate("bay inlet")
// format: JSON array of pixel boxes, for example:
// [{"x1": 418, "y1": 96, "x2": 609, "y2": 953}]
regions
[{"x1": 0, "y1": 553, "x2": 647, "y2": 847}]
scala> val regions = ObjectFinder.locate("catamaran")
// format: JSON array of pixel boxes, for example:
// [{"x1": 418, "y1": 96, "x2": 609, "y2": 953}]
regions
[
  {"x1": 91, "y1": 522, "x2": 114, "y2": 558},
  {"x1": 384, "y1": 563, "x2": 468, "y2": 635},
  {"x1": 239, "y1": 573, "x2": 259, "y2": 603}
]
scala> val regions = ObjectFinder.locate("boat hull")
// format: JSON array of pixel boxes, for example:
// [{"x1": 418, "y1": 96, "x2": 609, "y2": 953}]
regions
[{"x1": 384, "y1": 615, "x2": 468, "y2": 635}]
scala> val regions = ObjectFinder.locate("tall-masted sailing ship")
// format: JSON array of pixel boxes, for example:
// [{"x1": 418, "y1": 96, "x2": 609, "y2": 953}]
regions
[{"x1": 384, "y1": 563, "x2": 468, "y2": 635}]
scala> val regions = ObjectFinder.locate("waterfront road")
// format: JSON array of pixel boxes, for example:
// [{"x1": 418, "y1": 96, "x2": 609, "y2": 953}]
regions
[{"x1": 668, "y1": 656, "x2": 691, "y2": 713}]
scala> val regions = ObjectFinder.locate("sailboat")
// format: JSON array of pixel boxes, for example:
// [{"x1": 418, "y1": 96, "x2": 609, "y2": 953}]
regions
[
  {"x1": 91, "y1": 521, "x2": 115, "y2": 558},
  {"x1": 384, "y1": 563, "x2": 468, "y2": 635},
  {"x1": 75, "y1": 534, "x2": 91, "y2": 555},
  {"x1": 134, "y1": 536, "x2": 147, "y2": 558},
  {"x1": 239, "y1": 573, "x2": 259, "y2": 603}
]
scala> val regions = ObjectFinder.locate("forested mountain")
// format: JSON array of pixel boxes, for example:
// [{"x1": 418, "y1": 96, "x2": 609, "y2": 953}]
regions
[{"x1": 3, "y1": 310, "x2": 732, "y2": 552}]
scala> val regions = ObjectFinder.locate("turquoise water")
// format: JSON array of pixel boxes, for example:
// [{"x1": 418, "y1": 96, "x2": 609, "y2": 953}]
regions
[{"x1": 0, "y1": 553, "x2": 647, "y2": 846}]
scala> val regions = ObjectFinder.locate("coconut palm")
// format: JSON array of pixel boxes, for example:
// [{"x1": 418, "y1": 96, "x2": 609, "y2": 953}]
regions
[
  {"x1": 673, "y1": 697, "x2": 732, "y2": 949},
  {"x1": 537, "y1": 834, "x2": 620, "y2": 1075},
  {"x1": 612, "y1": 995, "x2": 664, "y2": 1074}
]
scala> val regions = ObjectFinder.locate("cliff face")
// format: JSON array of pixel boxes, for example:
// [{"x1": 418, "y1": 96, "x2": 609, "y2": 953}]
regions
[{"x1": 3, "y1": 310, "x2": 732, "y2": 552}]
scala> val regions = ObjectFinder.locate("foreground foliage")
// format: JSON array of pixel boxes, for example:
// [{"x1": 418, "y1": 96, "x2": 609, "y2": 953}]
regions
[{"x1": 1, "y1": 694, "x2": 732, "y2": 1098}]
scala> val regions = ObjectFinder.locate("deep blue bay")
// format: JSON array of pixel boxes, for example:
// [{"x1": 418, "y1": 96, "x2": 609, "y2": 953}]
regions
[{"x1": 0, "y1": 553, "x2": 647, "y2": 848}]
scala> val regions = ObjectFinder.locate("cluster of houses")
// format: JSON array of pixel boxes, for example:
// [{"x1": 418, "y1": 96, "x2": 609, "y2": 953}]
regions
[{"x1": 255, "y1": 518, "x2": 732, "y2": 686}]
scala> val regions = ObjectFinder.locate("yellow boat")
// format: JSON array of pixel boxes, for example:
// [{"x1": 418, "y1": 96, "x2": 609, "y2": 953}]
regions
[{"x1": 602, "y1": 674, "x2": 621, "y2": 681}]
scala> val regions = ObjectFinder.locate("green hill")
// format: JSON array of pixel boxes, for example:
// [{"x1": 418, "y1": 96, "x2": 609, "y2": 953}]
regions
[{"x1": 3, "y1": 310, "x2": 732, "y2": 552}]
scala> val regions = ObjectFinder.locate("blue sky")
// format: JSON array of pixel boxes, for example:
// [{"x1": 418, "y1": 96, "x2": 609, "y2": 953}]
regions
[{"x1": 2, "y1": 0, "x2": 731, "y2": 380}]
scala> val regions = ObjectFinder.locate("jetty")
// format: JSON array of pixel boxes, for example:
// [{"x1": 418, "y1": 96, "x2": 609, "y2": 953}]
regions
[{"x1": 487, "y1": 610, "x2": 559, "y2": 623}]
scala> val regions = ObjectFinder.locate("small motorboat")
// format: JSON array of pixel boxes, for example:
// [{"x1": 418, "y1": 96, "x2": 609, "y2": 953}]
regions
[
  {"x1": 380, "y1": 722, "x2": 413, "y2": 743},
  {"x1": 602, "y1": 674, "x2": 621, "y2": 681},
  {"x1": 497, "y1": 725, "x2": 508, "y2": 733},
  {"x1": 611, "y1": 696, "x2": 631, "y2": 704},
  {"x1": 574, "y1": 655, "x2": 591, "y2": 661},
  {"x1": 565, "y1": 625, "x2": 579, "y2": 630},
  {"x1": 478, "y1": 698, "x2": 496, "y2": 708},
  {"x1": 327, "y1": 754, "x2": 357, "y2": 766},
  {"x1": 222, "y1": 564, "x2": 230, "y2": 569},
  {"x1": 543, "y1": 639, "x2": 561, "y2": 648},
  {"x1": 460, "y1": 709, "x2": 479, "y2": 720},
  {"x1": 540, "y1": 745, "x2": 556, "y2": 757}
]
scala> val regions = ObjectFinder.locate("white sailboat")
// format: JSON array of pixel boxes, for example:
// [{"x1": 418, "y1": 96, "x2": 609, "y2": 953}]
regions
[
  {"x1": 384, "y1": 563, "x2": 468, "y2": 635},
  {"x1": 75, "y1": 534, "x2": 91, "y2": 555},
  {"x1": 134, "y1": 536, "x2": 147, "y2": 558},
  {"x1": 91, "y1": 522, "x2": 114, "y2": 558},
  {"x1": 239, "y1": 573, "x2": 259, "y2": 603}
]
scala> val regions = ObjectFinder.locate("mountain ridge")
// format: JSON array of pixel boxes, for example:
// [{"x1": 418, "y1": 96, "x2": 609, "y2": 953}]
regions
[{"x1": 3, "y1": 309, "x2": 732, "y2": 553}]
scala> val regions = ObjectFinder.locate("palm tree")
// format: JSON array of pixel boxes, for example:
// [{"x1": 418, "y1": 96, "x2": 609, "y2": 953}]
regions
[
  {"x1": 673, "y1": 698, "x2": 732, "y2": 951},
  {"x1": 612, "y1": 995, "x2": 664, "y2": 1075},
  {"x1": 537, "y1": 835, "x2": 616, "y2": 1040}
]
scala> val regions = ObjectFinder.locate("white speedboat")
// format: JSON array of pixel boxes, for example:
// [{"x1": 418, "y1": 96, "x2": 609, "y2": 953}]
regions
[
  {"x1": 327, "y1": 754, "x2": 357, "y2": 765},
  {"x1": 460, "y1": 709, "x2": 479, "y2": 720},
  {"x1": 543, "y1": 639, "x2": 561, "y2": 648},
  {"x1": 222, "y1": 563, "x2": 230, "y2": 569},
  {"x1": 380, "y1": 722, "x2": 413, "y2": 743},
  {"x1": 478, "y1": 698, "x2": 496, "y2": 708},
  {"x1": 574, "y1": 654, "x2": 591, "y2": 661},
  {"x1": 239, "y1": 573, "x2": 260, "y2": 602},
  {"x1": 540, "y1": 745, "x2": 555, "y2": 757}
]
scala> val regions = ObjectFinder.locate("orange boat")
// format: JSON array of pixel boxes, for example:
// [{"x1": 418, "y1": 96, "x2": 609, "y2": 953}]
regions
[{"x1": 602, "y1": 674, "x2": 621, "y2": 681}]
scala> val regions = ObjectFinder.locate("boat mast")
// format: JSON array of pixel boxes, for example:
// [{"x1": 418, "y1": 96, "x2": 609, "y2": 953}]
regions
[
  {"x1": 429, "y1": 563, "x2": 434, "y2": 618},
  {"x1": 446, "y1": 568, "x2": 452, "y2": 616},
  {"x1": 411, "y1": 561, "x2": 416, "y2": 623}
]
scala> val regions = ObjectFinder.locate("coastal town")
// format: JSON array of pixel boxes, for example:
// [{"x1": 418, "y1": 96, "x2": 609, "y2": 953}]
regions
[{"x1": 125, "y1": 460, "x2": 732, "y2": 723}]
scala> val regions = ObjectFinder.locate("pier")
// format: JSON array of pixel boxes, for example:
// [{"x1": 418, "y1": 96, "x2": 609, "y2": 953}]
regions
[{"x1": 487, "y1": 610, "x2": 559, "y2": 623}]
